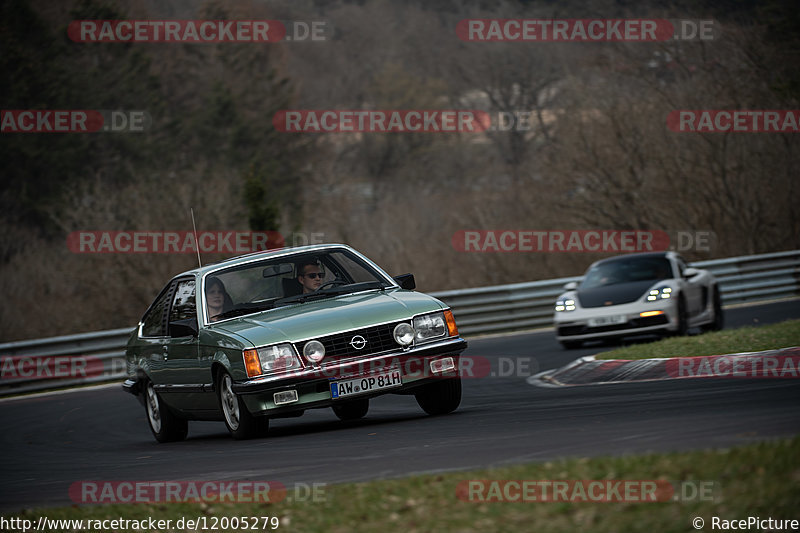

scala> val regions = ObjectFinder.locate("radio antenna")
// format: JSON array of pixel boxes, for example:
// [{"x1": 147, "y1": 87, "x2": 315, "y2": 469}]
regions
[{"x1": 190, "y1": 207, "x2": 202, "y2": 268}]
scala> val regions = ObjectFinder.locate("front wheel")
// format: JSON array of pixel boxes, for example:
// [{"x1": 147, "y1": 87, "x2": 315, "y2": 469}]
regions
[
  {"x1": 672, "y1": 296, "x2": 688, "y2": 337},
  {"x1": 702, "y1": 288, "x2": 724, "y2": 332},
  {"x1": 415, "y1": 376, "x2": 462, "y2": 415},
  {"x1": 144, "y1": 380, "x2": 188, "y2": 443},
  {"x1": 218, "y1": 372, "x2": 269, "y2": 439}
]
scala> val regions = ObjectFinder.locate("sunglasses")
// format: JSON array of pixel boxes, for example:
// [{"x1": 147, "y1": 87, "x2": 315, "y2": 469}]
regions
[{"x1": 303, "y1": 272, "x2": 325, "y2": 279}]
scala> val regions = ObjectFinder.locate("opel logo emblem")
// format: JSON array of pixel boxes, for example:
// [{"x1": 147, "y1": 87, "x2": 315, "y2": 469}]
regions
[{"x1": 350, "y1": 335, "x2": 367, "y2": 350}]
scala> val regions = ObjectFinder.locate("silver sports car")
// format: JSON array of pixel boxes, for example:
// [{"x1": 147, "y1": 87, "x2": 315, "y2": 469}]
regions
[{"x1": 554, "y1": 252, "x2": 723, "y2": 349}]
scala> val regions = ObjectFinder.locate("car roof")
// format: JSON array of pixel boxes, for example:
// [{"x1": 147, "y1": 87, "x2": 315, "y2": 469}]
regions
[{"x1": 174, "y1": 243, "x2": 357, "y2": 278}]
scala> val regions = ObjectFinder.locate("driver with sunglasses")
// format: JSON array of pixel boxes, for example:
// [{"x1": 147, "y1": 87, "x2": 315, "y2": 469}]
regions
[{"x1": 296, "y1": 260, "x2": 326, "y2": 294}]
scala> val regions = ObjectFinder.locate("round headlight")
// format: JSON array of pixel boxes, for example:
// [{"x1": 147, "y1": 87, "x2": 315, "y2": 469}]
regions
[
  {"x1": 303, "y1": 340, "x2": 325, "y2": 363},
  {"x1": 393, "y1": 323, "x2": 415, "y2": 346}
]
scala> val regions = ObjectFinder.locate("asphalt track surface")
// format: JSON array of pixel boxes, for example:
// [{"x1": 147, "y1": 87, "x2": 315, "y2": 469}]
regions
[{"x1": 0, "y1": 300, "x2": 798, "y2": 512}]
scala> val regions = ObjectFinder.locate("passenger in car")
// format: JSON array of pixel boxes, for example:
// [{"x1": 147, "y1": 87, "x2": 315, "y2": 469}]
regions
[{"x1": 205, "y1": 276, "x2": 234, "y2": 321}]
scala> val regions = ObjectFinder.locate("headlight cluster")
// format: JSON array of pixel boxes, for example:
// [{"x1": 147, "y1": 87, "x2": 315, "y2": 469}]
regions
[
  {"x1": 555, "y1": 299, "x2": 576, "y2": 312},
  {"x1": 303, "y1": 340, "x2": 325, "y2": 363},
  {"x1": 647, "y1": 286, "x2": 672, "y2": 301},
  {"x1": 243, "y1": 343, "x2": 302, "y2": 377},
  {"x1": 258, "y1": 343, "x2": 302, "y2": 373},
  {"x1": 414, "y1": 312, "x2": 448, "y2": 342},
  {"x1": 393, "y1": 322, "x2": 415, "y2": 346},
  {"x1": 393, "y1": 311, "x2": 458, "y2": 347}
]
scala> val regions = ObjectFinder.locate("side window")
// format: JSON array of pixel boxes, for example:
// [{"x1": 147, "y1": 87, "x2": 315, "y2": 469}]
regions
[
  {"x1": 169, "y1": 280, "x2": 196, "y2": 324},
  {"x1": 675, "y1": 257, "x2": 688, "y2": 277},
  {"x1": 141, "y1": 285, "x2": 173, "y2": 337}
]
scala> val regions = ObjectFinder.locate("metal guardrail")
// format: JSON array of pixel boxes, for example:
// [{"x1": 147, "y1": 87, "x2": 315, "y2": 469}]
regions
[
  {"x1": 1, "y1": 250, "x2": 798, "y2": 396},
  {"x1": 0, "y1": 328, "x2": 134, "y2": 397},
  {"x1": 692, "y1": 250, "x2": 800, "y2": 305}
]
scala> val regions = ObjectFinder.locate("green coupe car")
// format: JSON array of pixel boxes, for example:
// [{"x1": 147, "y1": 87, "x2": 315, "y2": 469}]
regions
[{"x1": 123, "y1": 244, "x2": 467, "y2": 442}]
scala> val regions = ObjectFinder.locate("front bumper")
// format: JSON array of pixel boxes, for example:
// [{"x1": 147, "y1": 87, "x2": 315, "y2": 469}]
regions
[
  {"x1": 554, "y1": 299, "x2": 677, "y2": 341},
  {"x1": 232, "y1": 336, "x2": 468, "y2": 416}
]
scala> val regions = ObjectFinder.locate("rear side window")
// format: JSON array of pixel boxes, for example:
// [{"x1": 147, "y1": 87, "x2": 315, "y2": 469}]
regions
[
  {"x1": 141, "y1": 285, "x2": 172, "y2": 337},
  {"x1": 169, "y1": 280, "x2": 196, "y2": 323}
]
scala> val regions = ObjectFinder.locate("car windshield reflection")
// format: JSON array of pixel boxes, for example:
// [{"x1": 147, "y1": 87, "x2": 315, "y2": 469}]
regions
[
  {"x1": 204, "y1": 249, "x2": 391, "y2": 323},
  {"x1": 581, "y1": 257, "x2": 673, "y2": 290}
]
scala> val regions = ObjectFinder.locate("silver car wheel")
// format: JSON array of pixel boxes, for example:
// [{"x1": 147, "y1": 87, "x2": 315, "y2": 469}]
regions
[
  {"x1": 145, "y1": 382, "x2": 162, "y2": 434},
  {"x1": 220, "y1": 374, "x2": 240, "y2": 431}
]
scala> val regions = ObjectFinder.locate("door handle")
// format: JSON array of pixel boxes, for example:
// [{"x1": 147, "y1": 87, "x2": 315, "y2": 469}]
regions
[{"x1": 162, "y1": 345, "x2": 169, "y2": 361}]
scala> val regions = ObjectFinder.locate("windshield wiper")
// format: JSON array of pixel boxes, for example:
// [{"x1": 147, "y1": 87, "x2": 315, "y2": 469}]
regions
[
  {"x1": 275, "y1": 292, "x2": 332, "y2": 306},
  {"x1": 275, "y1": 281, "x2": 387, "y2": 306},
  {"x1": 212, "y1": 301, "x2": 274, "y2": 321},
  {"x1": 326, "y1": 280, "x2": 386, "y2": 295}
]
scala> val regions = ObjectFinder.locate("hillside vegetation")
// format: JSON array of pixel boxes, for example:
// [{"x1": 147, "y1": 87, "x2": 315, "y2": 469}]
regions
[{"x1": 2, "y1": 0, "x2": 798, "y2": 340}]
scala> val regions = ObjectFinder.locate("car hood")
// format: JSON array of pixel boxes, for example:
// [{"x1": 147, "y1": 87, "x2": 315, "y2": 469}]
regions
[
  {"x1": 212, "y1": 289, "x2": 445, "y2": 347},
  {"x1": 577, "y1": 280, "x2": 658, "y2": 308}
]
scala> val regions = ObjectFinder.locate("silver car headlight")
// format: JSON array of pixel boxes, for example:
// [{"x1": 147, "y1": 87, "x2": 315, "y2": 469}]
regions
[
  {"x1": 413, "y1": 312, "x2": 447, "y2": 343},
  {"x1": 646, "y1": 286, "x2": 673, "y2": 302},
  {"x1": 302, "y1": 340, "x2": 326, "y2": 364},
  {"x1": 255, "y1": 343, "x2": 302, "y2": 375},
  {"x1": 393, "y1": 322, "x2": 415, "y2": 346},
  {"x1": 555, "y1": 299, "x2": 576, "y2": 312}
]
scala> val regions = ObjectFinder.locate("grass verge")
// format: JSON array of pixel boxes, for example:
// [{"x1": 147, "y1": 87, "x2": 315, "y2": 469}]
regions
[
  {"x1": 4, "y1": 437, "x2": 799, "y2": 533},
  {"x1": 596, "y1": 319, "x2": 800, "y2": 360}
]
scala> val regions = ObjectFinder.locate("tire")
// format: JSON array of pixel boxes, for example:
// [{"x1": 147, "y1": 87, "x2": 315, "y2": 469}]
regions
[
  {"x1": 218, "y1": 372, "x2": 269, "y2": 440},
  {"x1": 672, "y1": 296, "x2": 688, "y2": 336},
  {"x1": 144, "y1": 380, "x2": 188, "y2": 443},
  {"x1": 332, "y1": 398, "x2": 370, "y2": 421},
  {"x1": 560, "y1": 340, "x2": 582, "y2": 350},
  {"x1": 702, "y1": 287, "x2": 724, "y2": 332},
  {"x1": 415, "y1": 376, "x2": 462, "y2": 416}
]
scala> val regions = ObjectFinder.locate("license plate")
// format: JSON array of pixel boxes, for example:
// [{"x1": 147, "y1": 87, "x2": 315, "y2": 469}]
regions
[
  {"x1": 330, "y1": 369, "x2": 402, "y2": 399},
  {"x1": 588, "y1": 315, "x2": 627, "y2": 327}
]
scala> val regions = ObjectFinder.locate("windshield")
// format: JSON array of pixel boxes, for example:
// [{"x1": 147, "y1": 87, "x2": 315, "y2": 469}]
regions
[
  {"x1": 202, "y1": 249, "x2": 392, "y2": 323},
  {"x1": 581, "y1": 257, "x2": 673, "y2": 290}
]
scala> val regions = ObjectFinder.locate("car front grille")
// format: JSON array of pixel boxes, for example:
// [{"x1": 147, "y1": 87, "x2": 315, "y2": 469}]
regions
[{"x1": 295, "y1": 321, "x2": 406, "y2": 365}]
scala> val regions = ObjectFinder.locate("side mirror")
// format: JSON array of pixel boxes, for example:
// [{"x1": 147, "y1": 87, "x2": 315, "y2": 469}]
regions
[
  {"x1": 683, "y1": 267, "x2": 700, "y2": 279},
  {"x1": 563, "y1": 281, "x2": 578, "y2": 291},
  {"x1": 169, "y1": 319, "x2": 198, "y2": 338},
  {"x1": 393, "y1": 273, "x2": 416, "y2": 290}
]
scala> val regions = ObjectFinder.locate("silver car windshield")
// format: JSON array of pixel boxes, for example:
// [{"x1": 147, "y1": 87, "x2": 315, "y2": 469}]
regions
[
  {"x1": 203, "y1": 250, "x2": 391, "y2": 323},
  {"x1": 581, "y1": 257, "x2": 673, "y2": 290}
]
